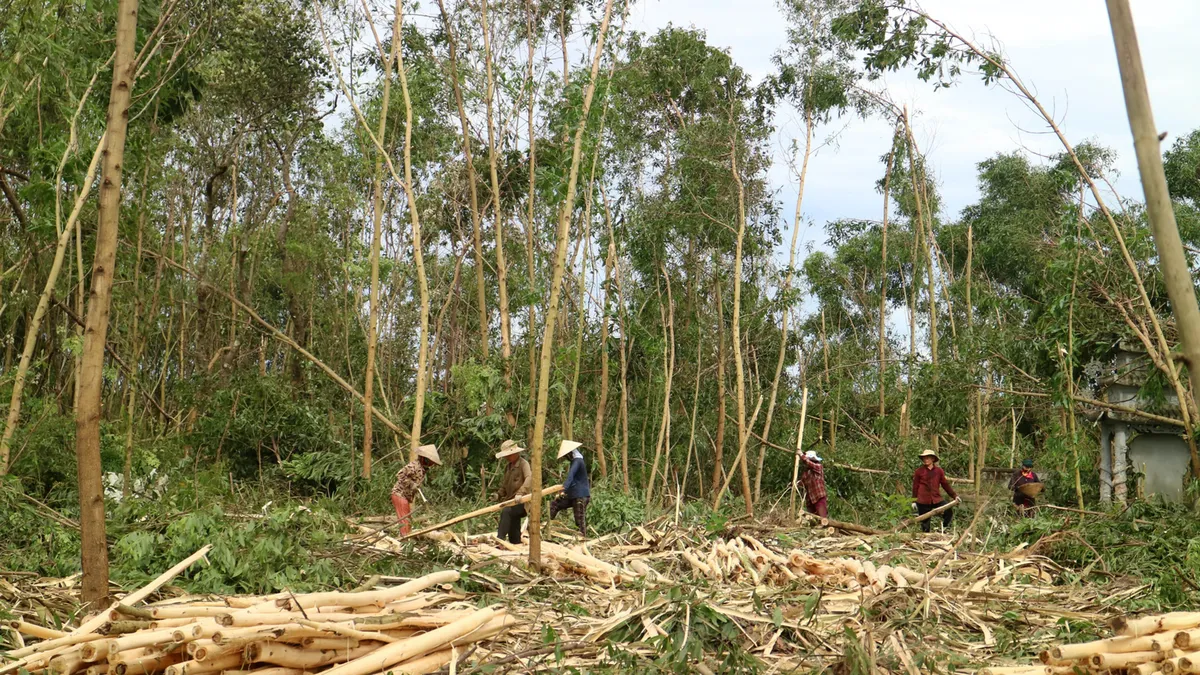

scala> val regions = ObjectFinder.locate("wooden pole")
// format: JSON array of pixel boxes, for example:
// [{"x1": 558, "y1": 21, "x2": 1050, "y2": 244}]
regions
[
  {"x1": 789, "y1": 387, "x2": 809, "y2": 518},
  {"x1": 892, "y1": 498, "x2": 960, "y2": 532},
  {"x1": 395, "y1": 485, "x2": 564, "y2": 542},
  {"x1": 1106, "y1": 0, "x2": 1200, "y2": 469}
]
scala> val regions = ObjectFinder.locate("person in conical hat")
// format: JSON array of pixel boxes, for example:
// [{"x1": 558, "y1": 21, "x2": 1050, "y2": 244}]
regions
[
  {"x1": 391, "y1": 444, "x2": 441, "y2": 536},
  {"x1": 548, "y1": 440, "x2": 590, "y2": 536},
  {"x1": 800, "y1": 450, "x2": 828, "y2": 518},
  {"x1": 495, "y1": 439, "x2": 531, "y2": 544},
  {"x1": 911, "y1": 448, "x2": 956, "y2": 533}
]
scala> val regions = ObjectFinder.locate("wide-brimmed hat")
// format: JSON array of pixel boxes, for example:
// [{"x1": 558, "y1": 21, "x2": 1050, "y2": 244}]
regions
[
  {"x1": 557, "y1": 440, "x2": 583, "y2": 459},
  {"x1": 918, "y1": 449, "x2": 938, "y2": 460},
  {"x1": 415, "y1": 444, "x2": 442, "y2": 466},
  {"x1": 495, "y1": 439, "x2": 525, "y2": 459}
]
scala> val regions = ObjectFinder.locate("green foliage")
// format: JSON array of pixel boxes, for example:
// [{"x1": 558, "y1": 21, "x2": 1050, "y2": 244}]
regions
[
  {"x1": 604, "y1": 584, "x2": 763, "y2": 673},
  {"x1": 585, "y1": 486, "x2": 646, "y2": 535}
]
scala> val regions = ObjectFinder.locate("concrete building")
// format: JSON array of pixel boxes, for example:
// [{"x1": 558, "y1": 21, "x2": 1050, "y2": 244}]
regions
[{"x1": 1085, "y1": 343, "x2": 1191, "y2": 504}]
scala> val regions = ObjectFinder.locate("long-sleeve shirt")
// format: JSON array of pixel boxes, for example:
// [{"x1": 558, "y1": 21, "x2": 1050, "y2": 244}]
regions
[
  {"x1": 391, "y1": 460, "x2": 426, "y2": 501},
  {"x1": 800, "y1": 457, "x2": 826, "y2": 504},
  {"x1": 497, "y1": 458, "x2": 532, "y2": 502},
  {"x1": 563, "y1": 454, "x2": 590, "y2": 498},
  {"x1": 1010, "y1": 470, "x2": 1039, "y2": 505},
  {"x1": 912, "y1": 465, "x2": 957, "y2": 505}
]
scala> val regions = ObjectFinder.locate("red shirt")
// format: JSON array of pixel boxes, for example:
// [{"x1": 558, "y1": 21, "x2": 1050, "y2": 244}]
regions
[
  {"x1": 800, "y1": 457, "x2": 827, "y2": 504},
  {"x1": 912, "y1": 465, "x2": 957, "y2": 505}
]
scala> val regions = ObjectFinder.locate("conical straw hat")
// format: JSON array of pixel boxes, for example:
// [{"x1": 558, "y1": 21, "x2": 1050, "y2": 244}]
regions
[{"x1": 557, "y1": 440, "x2": 583, "y2": 459}]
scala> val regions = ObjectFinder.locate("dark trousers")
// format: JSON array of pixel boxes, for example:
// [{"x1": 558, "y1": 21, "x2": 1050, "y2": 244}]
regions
[
  {"x1": 917, "y1": 500, "x2": 952, "y2": 532},
  {"x1": 497, "y1": 504, "x2": 526, "y2": 544},
  {"x1": 549, "y1": 495, "x2": 589, "y2": 535},
  {"x1": 806, "y1": 497, "x2": 828, "y2": 518},
  {"x1": 1013, "y1": 495, "x2": 1035, "y2": 518}
]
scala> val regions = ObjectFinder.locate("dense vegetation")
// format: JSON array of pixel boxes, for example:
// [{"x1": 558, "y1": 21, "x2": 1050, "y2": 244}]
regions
[{"x1": 4, "y1": 0, "x2": 1200, "y2": 622}]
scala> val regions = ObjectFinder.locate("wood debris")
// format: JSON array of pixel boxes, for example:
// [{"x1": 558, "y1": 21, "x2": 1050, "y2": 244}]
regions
[
  {"x1": 346, "y1": 518, "x2": 1150, "y2": 672},
  {"x1": 2, "y1": 566, "x2": 510, "y2": 675}
]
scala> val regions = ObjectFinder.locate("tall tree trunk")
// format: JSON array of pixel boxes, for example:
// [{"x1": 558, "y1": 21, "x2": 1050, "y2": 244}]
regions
[
  {"x1": 647, "y1": 268, "x2": 675, "y2": 505},
  {"x1": 523, "y1": 0, "x2": 539, "y2": 414},
  {"x1": 361, "y1": 0, "x2": 400, "y2": 479},
  {"x1": 396, "y1": 0, "x2": 429, "y2": 457},
  {"x1": 0, "y1": 137, "x2": 104, "y2": 473},
  {"x1": 604, "y1": 186, "x2": 630, "y2": 494},
  {"x1": 711, "y1": 272, "x2": 727, "y2": 492},
  {"x1": 903, "y1": 108, "x2": 936, "y2": 454},
  {"x1": 1107, "y1": 0, "x2": 1200, "y2": 470},
  {"x1": 591, "y1": 221, "x2": 614, "y2": 478},
  {"x1": 878, "y1": 133, "x2": 896, "y2": 417},
  {"x1": 76, "y1": 0, "x2": 140, "y2": 607},
  {"x1": 436, "y1": 0, "x2": 489, "y2": 365},
  {"x1": 727, "y1": 125, "x2": 754, "y2": 516},
  {"x1": 681, "y1": 335, "x2": 703, "y2": 498},
  {"x1": 480, "y1": 0, "x2": 511, "y2": 384},
  {"x1": 528, "y1": 0, "x2": 614, "y2": 566},
  {"x1": 123, "y1": 165, "x2": 150, "y2": 498},
  {"x1": 754, "y1": 106, "x2": 812, "y2": 502}
]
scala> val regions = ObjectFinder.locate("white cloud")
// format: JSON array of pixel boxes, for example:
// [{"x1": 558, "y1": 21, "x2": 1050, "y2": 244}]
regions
[{"x1": 628, "y1": 0, "x2": 1200, "y2": 267}]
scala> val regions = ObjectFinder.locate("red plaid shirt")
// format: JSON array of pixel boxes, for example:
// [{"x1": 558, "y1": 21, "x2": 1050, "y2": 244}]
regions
[{"x1": 800, "y1": 457, "x2": 827, "y2": 504}]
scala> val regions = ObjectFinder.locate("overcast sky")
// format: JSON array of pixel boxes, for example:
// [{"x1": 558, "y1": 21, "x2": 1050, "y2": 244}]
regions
[{"x1": 628, "y1": 0, "x2": 1200, "y2": 261}]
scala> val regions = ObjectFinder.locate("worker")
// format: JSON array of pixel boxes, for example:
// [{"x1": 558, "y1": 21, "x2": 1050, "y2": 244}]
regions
[
  {"x1": 549, "y1": 440, "x2": 591, "y2": 536},
  {"x1": 494, "y1": 439, "x2": 532, "y2": 544},
  {"x1": 800, "y1": 450, "x2": 828, "y2": 518},
  {"x1": 391, "y1": 444, "x2": 441, "y2": 536},
  {"x1": 911, "y1": 449, "x2": 957, "y2": 533},
  {"x1": 1009, "y1": 458, "x2": 1039, "y2": 518}
]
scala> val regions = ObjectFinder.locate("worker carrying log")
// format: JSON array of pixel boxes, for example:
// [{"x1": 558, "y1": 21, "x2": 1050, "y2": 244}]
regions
[
  {"x1": 912, "y1": 448, "x2": 957, "y2": 532},
  {"x1": 548, "y1": 440, "x2": 591, "y2": 536},
  {"x1": 1009, "y1": 458, "x2": 1041, "y2": 518},
  {"x1": 391, "y1": 444, "x2": 442, "y2": 536},
  {"x1": 799, "y1": 450, "x2": 828, "y2": 518},
  {"x1": 494, "y1": 439, "x2": 532, "y2": 544}
]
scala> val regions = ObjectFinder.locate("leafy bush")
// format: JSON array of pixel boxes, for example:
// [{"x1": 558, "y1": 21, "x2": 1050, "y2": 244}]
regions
[{"x1": 586, "y1": 486, "x2": 646, "y2": 535}]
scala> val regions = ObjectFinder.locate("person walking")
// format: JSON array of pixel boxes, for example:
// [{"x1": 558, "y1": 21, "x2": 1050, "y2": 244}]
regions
[
  {"x1": 548, "y1": 440, "x2": 591, "y2": 536},
  {"x1": 391, "y1": 444, "x2": 441, "y2": 536},
  {"x1": 800, "y1": 450, "x2": 828, "y2": 518},
  {"x1": 911, "y1": 449, "x2": 957, "y2": 532},
  {"x1": 494, "y1": 439, "x2": 532, "y2": 544},
  {"x1": 1009, "y1": 458, "x2": 1040, "y2": 518}
]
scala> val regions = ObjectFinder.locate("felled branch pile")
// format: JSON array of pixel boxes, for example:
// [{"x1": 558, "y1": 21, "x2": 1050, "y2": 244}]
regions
[
  {"x1": 359, "y1": 527, "x2": 644, "y2": 586},
  {"x1": 1, "y1": 570, "x2": 514, "y2": 675},
  {"x1": 979, "y1": 612, "x2": 1200, "y2": 675}
]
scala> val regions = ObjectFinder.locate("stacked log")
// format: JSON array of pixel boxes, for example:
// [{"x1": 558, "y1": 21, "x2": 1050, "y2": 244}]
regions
[
  {"x1": 979, "y1": 613, "x2": 1200, "y2": 674},
  {"x1": 2, "y1": 571, "x2": 513, "y2": 675}
]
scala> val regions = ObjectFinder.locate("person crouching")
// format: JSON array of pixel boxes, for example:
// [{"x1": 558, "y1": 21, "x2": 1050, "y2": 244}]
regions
[{"x1": 391, "y1": 444, "x2": 441, "y2": 536}]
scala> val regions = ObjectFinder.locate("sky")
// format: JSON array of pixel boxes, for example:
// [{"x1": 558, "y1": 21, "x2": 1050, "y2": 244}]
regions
[{"x1": 627, "y1": 0, "x2": 1200, "y2": 262}]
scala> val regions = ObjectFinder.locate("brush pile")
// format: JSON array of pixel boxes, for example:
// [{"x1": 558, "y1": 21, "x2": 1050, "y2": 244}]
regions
[
  {"x1": 2, "y1": 563, "x2": 513, "y2": 675},
  {"x1": 980, "y1": 612, "x2": 1200, "y2": 675},
  {"x1": 347, "y1": 517, "x2": 1151, "y2": 671}
]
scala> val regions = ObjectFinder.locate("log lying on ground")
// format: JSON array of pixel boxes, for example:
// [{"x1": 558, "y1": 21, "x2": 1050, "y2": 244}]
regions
[
  {"x1": 796, "y1": 511, "x2": 886, "y2": 536},
  {"x1": 396, "y1": 485, "x2": 564, "y2": 542},
  {"x1": 994, "y1": 614, "x2": 1200, "y2": 674}
]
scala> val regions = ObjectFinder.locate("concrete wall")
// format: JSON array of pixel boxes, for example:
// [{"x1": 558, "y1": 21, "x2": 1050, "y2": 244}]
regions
[{"x1": 1128, "y1": 433, "x2": 1190, "y2": 501}]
